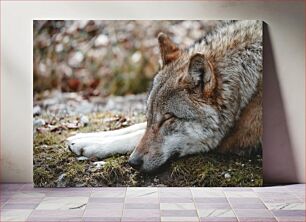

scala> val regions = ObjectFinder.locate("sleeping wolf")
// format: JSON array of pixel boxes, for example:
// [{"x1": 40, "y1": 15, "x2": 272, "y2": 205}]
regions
[{"x1": 67, "y1": 20, "x2": 262, "y2": 172}]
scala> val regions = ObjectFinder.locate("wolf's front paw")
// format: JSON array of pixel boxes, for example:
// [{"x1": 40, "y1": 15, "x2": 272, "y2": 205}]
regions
[
  {"x1": 67, "y1": 141, "x2": 102, "y2": 158},
  {"x1": 66, "y1": 126, "x2": 145, "y2": 159},
  {"x1": 67, "y1": 134, "x2": 112, "y2": 158}
]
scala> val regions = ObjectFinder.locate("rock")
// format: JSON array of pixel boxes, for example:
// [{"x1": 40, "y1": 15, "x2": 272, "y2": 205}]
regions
[
  {"x1": 131, "y1": 51, "x2": 141, "y2": 63},
  {"x1": 224, "y1": 173, "x2": 231, "y2": 179},
  {"x1": 103, "y1": 117, "x2": 118, "y2": 123},
  {"x1": 68, "y1": 51, "x2": 84, "y2": 68},
  {"x1": 80, "y1": 115, "x2": 89, "y2": 126},
  {"x1": 75, "y1": 101, "x2": 94, "y2": 114},
  {"x1": 38, "y1": 63, "x2": 47, "y2": 74},
  {"x1": 93, "y1": 161, "x2": 106, "y2": 169},
  {"x1": 56, "y1": 173, "x2": 67, "y2": 187},
  {"x1": 77, "y1": 156, "x2": 89, "y2": 161},
  {"x1": 41, "y1": 145, "x2": 48, "y2": 149},
  {"x1": 33, "y1": 105, "x2": 42, "y2": 116},
  {"x1": 43, "y1": 97, "x2": 60, "y2": 108},
  {"x1": 153, "y1": 177, "x2": 159, "y2": 183},
  {"x1": 55, "y1": 44, "x2": 64, "y2": 53},
  {"x1": 33, "y1": 119, "x2": 45, "y2": 127},
  {"x1": 94, "y1": 34, "x2": 109, "y2": 47},
  {"x1": 66, "y1": 122, "x2": 80, "y2": 129}
]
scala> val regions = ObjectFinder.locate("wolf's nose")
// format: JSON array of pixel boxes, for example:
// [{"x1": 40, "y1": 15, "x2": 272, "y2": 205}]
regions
[{"x1": 128, "y1": 157, "x2": 143, "y2": 170}]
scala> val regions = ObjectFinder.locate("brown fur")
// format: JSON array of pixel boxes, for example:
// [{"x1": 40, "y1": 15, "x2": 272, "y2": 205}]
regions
[
  {"x1": 217, "y1": 80, "x2": 262, "y2": 153},
  {"x1": 158, "y1": 33, "x2": 181, "y2": 65}
]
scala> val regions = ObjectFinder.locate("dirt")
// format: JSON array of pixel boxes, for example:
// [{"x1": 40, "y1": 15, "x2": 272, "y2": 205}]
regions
[{"x1": 33, "y1": 109, "x2": 262, "y2": 188}]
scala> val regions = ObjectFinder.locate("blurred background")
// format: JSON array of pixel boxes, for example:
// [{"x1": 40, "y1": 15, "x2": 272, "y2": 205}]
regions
[
  {"x1": 33, "y1": 20, "x2": 221, "y2": 152},
  {"x1": 34, "y1": 20, "x2": 218, "y2": 98},
  {"x1": 33, "y1": 20, "x2": 220, "y2": 116}
]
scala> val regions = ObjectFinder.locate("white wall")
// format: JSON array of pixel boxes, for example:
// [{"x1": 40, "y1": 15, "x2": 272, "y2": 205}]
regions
[{"x1": 1, "y1": 1, "x2": 305, "y2": 184}]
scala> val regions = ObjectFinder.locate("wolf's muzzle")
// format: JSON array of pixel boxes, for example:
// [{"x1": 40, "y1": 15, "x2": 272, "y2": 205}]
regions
[{"x1": 128, "y1": 156, "x2": 143, "y2": 170}]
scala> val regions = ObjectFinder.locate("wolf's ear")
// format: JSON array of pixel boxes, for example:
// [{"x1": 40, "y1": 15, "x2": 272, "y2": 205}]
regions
[
  {"x1": 158, "y1": 32, "x2": 181, "y2": 66},
  {"x1": 188, "y1": 53, "x2": 216, "y2": 96}
]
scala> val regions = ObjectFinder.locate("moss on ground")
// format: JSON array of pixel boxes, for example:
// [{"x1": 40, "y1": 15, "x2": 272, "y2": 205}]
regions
[{"x1": 33, "y1": 112, "x2": 262, "y2": 187}]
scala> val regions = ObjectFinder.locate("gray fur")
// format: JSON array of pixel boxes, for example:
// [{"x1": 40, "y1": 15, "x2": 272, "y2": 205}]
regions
[{"x1": 132, "y1": 20, "x2": 262, "y2": 172}]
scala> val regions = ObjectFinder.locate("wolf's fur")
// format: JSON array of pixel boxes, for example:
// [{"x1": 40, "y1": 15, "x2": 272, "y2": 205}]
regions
[{"x1": 68, "y1": 20, "x2": 262, "y2": 172}]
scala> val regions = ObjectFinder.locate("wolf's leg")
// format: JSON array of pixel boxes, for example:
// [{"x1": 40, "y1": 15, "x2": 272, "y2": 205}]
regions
[
  {"x1": 67, "y1": 122, "x2": 146, "y2": 158},
  {"x1": 67, "y1": 122, "x2": 146, "y2": 140}
]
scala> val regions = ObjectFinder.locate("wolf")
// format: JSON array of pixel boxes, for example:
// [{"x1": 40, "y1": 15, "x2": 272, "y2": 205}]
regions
[{"x1": 67, "y1": 20, "x2": 263, "y2": 172}]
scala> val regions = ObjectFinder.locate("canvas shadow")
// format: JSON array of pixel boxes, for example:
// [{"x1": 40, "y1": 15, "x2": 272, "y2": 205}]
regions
[{"x1": 263, "y1": 22, "x2": 298, "y2": 185}]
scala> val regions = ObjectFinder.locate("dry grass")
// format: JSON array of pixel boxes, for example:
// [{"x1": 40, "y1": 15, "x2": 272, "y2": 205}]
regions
[{"x1": 33, "y1": 112, "x2": 262, "y2": 187}]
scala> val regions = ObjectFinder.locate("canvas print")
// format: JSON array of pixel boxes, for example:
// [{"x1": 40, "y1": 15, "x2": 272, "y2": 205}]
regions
[{"x1": 33, "y1": 20, "x2": 263, "y2": 187}]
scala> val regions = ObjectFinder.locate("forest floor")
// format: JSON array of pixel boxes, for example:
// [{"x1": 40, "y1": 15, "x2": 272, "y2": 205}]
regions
[{"x1": 33, "y1": 91, "x2": 263, "y2": 187}]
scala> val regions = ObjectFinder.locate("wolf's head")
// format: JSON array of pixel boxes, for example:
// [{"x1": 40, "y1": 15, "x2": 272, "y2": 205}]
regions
[{"x1": 128, "y1": 33, "x2": 220, "y2": 172}]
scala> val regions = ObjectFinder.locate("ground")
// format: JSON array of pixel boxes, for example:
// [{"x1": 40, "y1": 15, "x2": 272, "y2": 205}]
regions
[{"x1": 33, "y1": 91, "x2": 262, "y2": 188}]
